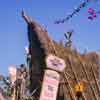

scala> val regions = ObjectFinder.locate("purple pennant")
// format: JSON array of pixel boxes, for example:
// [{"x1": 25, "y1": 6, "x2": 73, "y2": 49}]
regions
[
  {"x1": 61, "y1": 19, "x2": 65, "y2": 23},
  {"x1": 88, "y1": 16, "x2": 94, "y2": 20},
  {"x1": 54, "y1": 21, "x2": 60, "y2": 24}
]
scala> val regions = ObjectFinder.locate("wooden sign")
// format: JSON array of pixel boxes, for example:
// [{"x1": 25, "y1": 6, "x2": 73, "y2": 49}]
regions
[
  {"x1": 39, "y1": 70, "x2": 60, "y2": 100},
  {"x1": 46, "y1": 54, "x2": 66, "y2": 72}
]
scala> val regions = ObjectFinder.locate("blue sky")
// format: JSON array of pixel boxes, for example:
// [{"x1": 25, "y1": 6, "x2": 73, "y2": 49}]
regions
[{"x1": 0, "y1": 0, "x2": 100, "y2": 75}]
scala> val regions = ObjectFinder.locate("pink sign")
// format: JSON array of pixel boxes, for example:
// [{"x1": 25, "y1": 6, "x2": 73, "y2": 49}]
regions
[{"x1": 39, "y1": 70, "x2": 60, "y2": 100}]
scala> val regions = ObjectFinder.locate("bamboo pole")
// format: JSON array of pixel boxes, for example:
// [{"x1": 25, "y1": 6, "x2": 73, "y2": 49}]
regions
[
  {"x1": 68, "y1": 55, "x2": 87, "y2": 100},
  {"x1": 22, "y1": 10, "x2": 32, "y2": 24},
  {"x1": 63, "y1": 72, "x2": 77, "y2": 100},
  {"x1": 62, "y1": 82, "x2": 73, "y2": 100},
  {"x1": 65, "y1": 72, "x2": 74, "y2": 80},
  {"x1": 77, "y1": 55, "x2": 99, "y2": 100},
  {"x1": 90, "y1": 63, "x2": 100, "y2": 97}
]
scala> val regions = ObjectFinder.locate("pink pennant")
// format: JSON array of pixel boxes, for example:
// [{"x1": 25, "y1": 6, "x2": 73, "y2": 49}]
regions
[{"x1": 88, "y1": 8, "x2": 95, "y2": 15}]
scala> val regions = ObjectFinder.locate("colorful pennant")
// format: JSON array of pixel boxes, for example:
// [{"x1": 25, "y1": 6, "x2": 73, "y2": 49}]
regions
[{"x1": 54, "y1": 1, "x2": 89, "y2": 24}]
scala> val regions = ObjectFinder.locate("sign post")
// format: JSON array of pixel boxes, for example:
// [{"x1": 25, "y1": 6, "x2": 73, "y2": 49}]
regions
[{"x1": 39, "y1": 54, "x2": 66, "y2": 100}]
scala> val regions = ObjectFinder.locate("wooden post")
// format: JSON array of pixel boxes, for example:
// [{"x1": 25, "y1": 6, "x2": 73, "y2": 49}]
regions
[{"x1": 63, "y1": 72, "x2": 77, "y2": 100}]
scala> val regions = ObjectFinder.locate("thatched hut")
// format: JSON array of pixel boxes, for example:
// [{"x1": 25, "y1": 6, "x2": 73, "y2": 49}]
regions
[{"x1": 22, "y1": 11, "x2": 100, "y2": 100}]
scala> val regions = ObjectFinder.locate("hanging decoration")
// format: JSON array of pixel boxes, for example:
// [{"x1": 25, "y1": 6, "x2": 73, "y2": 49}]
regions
[
  {"x1": 88, "y1": 8, "x2": 97, "y2": 20},
  {"x1": 64, "y1": 30, "x2": 73, "y2": 47},
  {"x1": 88, "y1": 7, "x2": 100, "y2": 20},
  {"x1": 54, "y1": 0, "x2": 99, "y2": 24}
]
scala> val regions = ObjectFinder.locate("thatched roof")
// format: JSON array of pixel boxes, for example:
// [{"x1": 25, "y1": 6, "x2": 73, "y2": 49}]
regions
[{"x1": 22, "y1": 11, "x2": 100, "y2": 100}]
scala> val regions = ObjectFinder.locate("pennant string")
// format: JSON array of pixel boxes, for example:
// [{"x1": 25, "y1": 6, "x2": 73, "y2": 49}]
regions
[
  {"x1": 54, "y1": 1, "x2": 89, "y2": 24},
  {"x1": 54, "y1": 0, "x2": 99, "y2": 24}
]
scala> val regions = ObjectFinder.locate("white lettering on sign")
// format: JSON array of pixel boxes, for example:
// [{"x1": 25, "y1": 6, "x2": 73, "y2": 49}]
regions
[
  {"x1": 46, "y1": 54, "x2": 66, "y2": 72},
  {"x1": 39, "y1": 70, "x2": 60, "y2": 100}
]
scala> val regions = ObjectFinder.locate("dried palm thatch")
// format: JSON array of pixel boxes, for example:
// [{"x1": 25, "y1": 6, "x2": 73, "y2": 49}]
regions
[{"x1": 22, "y1": 11, "x2": 100, "y2": 100}]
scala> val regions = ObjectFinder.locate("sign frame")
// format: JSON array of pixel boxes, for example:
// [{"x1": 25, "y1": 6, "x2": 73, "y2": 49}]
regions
[{"x1": 46, "y1": 54, "x2": 66, "y2": 72}]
